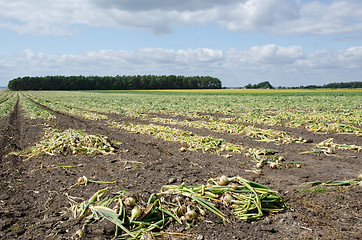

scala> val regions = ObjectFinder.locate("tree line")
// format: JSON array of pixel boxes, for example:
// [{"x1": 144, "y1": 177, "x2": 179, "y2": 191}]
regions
[
  {"x1": 298, "y1": 81, "x2": 362, "y2": 89},
  {"x1": 243, "y1": 81, "x2": 362, "y2": 89},
  {"x1": 7, "y1": 75, "x2": 222, "y2": 91}
]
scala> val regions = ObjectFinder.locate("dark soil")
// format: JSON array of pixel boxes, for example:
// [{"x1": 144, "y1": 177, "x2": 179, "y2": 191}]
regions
[{"x1": 0, "y1": 94, "x2": 361, "y2": 240}]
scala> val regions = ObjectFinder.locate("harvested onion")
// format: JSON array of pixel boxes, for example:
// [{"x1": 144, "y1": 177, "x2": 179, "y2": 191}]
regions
[
  {"x1": 124, "y1": 197, "x2": 136, "y2": 207},
  {"x1": 131, "y1": 206, "x2": 141, "y2": 221},
  {"x1": 218, "y1": 175, "x2": 230, "y2": 186},
  {"x1": 222, "y1": 194, "x2": 233, "y2": 205},
  {"x1": 185, "y1": 210, "x2": 197, "y2": 221},
  {"x1": 269, "y1": 162, "x2": 278, "y2": 169}
]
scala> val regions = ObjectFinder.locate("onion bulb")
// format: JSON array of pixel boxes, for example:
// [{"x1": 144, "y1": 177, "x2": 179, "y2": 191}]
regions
[
  {"x1": 77, "y1": 176, "x2": 87, "y2": 184},
  {"x1": 269, "y1": 162, "x2": 278, "y2": 169},
  {"x1": 180, "y1": 216, "x2": 187, "y2": 222},
  {"x1": 244, "y1": 152, "x2": 251, "y2": 158},
  {"x1": 326, "y1": 148, "x2": 334, "y2": 154},
  {"x1": 222, "y1": 194, "x2": 233, "y2": 205},
  {"x1": 199, "y1": 209, "x2": 206, "y2": 216},
  {"x1": 131, "y1": 206, "x2": 141, "y2": 221},
  {"x1": 185, "y1": 210, "x2": 197, "y2": 221},
  {"x1": 74, "y1": 229, "x2": 85, "y2": 239},
  {"x1": 230, "y1": 183, "x2": 239, "y2": 190},
  {"x1": 124, "y1": 197, "x2": 136, "y2": 207},
  {"x1": 177, "y1": 205, "x2": 186, "y2": 216},
  {"x1": 218, "y1": 175, "x2": 230, "y2": 186}
]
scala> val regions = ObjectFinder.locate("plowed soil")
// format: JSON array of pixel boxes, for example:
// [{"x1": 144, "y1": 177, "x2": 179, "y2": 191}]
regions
[{"x1": 0, "y1": 94, "x2": 361, "y2": 240}]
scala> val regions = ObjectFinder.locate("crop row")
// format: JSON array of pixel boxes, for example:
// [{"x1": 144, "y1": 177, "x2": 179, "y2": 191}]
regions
[
  {"x1": 19, "y1": 94, "x2": 56, "y2": 120},
  {"x1": 22, "y1": 93, "x2": 108, "y2": 121},
  {"x1": 0, "y1": 96, "x2": 17, "y2": 118}
]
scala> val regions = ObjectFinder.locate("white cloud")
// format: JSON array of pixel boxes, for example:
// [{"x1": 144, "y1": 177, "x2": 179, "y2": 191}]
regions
[
  {"x1": 218, "y1": 0, "x2": 300, "y2": 31},
  {"x1": 275, "y1": 1, "x2": 362, "y2": 35},
  {"x1": 0, "y1": 0, "x2": 361, "y2": 36},
  {"x1": 91, "y1": 0, "x2": 239, "y2": 12},
  {"x1": 1, "y1": 45, "x2": 362, "y2": 87}
]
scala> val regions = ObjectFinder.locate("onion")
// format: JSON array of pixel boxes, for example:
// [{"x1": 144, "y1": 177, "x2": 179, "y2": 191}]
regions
[
  {"x1": 77, "y1": 176, "x2": 87, "y2": 184},
  {"x1": 269, "y1": 162, "x2": 278, "y2": 169},
  {"x1": 124, "y1": 197, "x2": 136, "y2": 207},
  {"x1": 230, "y1": 183, "x2": 239, "y2": 190},
  {"x1": 326, "y1": 148, "x2": 334, "y2": 154},
  {"x1": 218, "y1": 175, "x2": 230, "y2": 186},
  {"x1": 199, "y1": 209, "x2": 206, "y2": 216},
  {"x1": 256, "y1": 162, "x2": 263, "y2": 168},
  {"x1": 222, "y1": 194, "x2": 233, "y2": 205},
  {"x1": 244, "y1": 152, "x2": 251, "y2": 158},
  {"x1": 131, "y1": 206, "x2": 141, "y2": 221},
  {"x1": 185, "y1": 210, "x2": 197, "y2": 221},
  {"x1": 180, "y1": 216, "x2": 187, "y2": 222},
  {"x1": 75, "y1": 229, "x2": 85, "y2": 239}
]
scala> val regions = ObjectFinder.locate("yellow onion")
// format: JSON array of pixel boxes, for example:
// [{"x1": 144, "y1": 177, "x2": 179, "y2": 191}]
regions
[
  {"x1": 269, "y1": 162, "x2": 278, "y2": 169},
  {"x1": 74, "y1": 229, "x2": 85, "y2": 239},
  {"x1": 326, "y1": 148, "x2": 334, "y2": 154},
  {"x1": 124, "y1": 197, "x2": 136, "y2": 207},
  {"x1": 131, "y1": 206, "x2": 141, "y2": 221},
  {"x1": 180, "y1": 216, "x2": 187, "y2": 222},
  {"x1": 199, "y1": 209, "x2": 206, "y2": 216},
  {"x1": 222, "y1": 194, "x2": 233, "y2": 205},
  {"x1": 177, "y1": 205, "x2": 186, "y2": 216},
  {"x1": 185, "y1": 210, "x2": 197, "y2": 221},
  {"x1": 218, "y1": 175, "x2": 230, "y2": 186}
]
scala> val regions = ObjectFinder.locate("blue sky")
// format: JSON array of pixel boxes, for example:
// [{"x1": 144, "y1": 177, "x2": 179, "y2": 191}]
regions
[{"x1": 1, "y1": 0, "x2": 362, "y2": 87}]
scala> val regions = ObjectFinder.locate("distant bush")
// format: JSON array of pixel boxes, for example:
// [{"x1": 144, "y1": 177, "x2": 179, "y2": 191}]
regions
[{"x1": 244, "y1": 81, "x2": 274, "y2": 89}]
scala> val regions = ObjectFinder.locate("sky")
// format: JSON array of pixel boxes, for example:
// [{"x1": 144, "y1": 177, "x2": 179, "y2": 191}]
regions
[{"x1": 1, "y1": 0, "x2": 362, "y2": 88}]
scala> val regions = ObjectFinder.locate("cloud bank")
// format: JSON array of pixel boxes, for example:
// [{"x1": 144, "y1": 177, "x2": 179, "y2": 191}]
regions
[
  {"x1": 2, "y1": 45, "x2": 362, "y2": 87},
  {"x1": 1, "y1": 0, "x2": 361, "y2": 35}
]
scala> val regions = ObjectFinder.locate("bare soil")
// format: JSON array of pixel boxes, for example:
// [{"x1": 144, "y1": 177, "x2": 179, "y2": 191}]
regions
[{"x1": 0, "y1": 95, "x2": 361, "y2": 240}]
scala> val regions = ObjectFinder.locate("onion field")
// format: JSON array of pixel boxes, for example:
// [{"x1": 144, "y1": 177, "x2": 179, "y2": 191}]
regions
[{"x1": 0, "y1": 89, "x2": 361, "y2": 239}]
